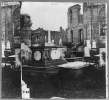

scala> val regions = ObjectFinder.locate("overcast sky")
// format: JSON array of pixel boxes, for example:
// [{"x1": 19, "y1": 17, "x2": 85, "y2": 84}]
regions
[{"x1": 21, "y1": 2, "x2": 83, "y2": 31}]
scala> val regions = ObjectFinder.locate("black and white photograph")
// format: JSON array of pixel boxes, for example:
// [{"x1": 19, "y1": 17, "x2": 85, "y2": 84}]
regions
[{"x1": 1, "y1": 1, "x2": 108, "y2": 99}]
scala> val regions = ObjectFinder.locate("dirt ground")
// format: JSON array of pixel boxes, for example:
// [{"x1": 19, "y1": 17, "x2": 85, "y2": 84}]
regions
[{"x1": 2, "y1": 65, "x2": 106, "y2": 99}]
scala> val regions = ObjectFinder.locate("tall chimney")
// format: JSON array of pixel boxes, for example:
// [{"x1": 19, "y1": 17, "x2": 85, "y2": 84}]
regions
[{"x1": 48, "y1": 30, "x2": 51, "y2": 43}]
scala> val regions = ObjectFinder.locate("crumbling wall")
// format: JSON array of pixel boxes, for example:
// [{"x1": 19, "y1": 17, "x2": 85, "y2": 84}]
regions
[
  {"x1": 83, "y1": 3, "x2": 106, "y2": 47},
  {"x1": 67, "y1": 4, "x2": 84, "y2": 45},
  {"x1": 1, "y1": 3, "x2": 20, "y2": 46}
]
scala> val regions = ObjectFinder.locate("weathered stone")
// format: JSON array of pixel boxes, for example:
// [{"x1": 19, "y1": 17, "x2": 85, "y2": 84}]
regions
[
  {"x1": 67, "y1": 3, "x2": 106, "y2": 48},
  {"x1": 1, "y1": 2, "x2": 20, "y2": 46}
]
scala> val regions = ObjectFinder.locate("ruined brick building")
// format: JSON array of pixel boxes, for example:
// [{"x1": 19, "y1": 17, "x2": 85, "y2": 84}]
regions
[
  {"x1": 67, "y1": 3, "x2": 106, "y2": 48},
  {"x1": 67, "y1": 4, "x2": 83, "y2": 45},
  {"x1": 1, "y1": 1, "x2": 67, "y2": 48},
  {"x1": 1, "y1": 2, "x2": 106, "y2": 49},
  {"x1": 1, "y1": 2, "x2": 20, "y2": 46}
]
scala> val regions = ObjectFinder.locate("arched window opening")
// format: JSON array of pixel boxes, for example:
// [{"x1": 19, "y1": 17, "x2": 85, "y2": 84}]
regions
[
  {"x1": 78, "y1": 29, "x2": 84, "y2": 46},
  {"x1": 71, "y1": 30, "x2": 73, "y2": 43}
]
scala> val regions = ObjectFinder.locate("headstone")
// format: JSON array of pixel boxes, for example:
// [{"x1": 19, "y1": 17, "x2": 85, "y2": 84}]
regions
[
  {"x1": 84, "y1": 46, "x2": 90, "y2": 57},
  {"x1": 99, "y1": 48, "x2": 106, "y2": 66},
  {"x1": 2, "y1": 41, "x2": 5, "y2": 57},
  {"x1": 92, "y1": 40, "x2": 96, "y2": 48},
  {"x1": 6, "y1": 41, "x2": 10, "y2": 49},
  {"x1": 86, "y1": 40, "x2": 91, "y2": 49},
  {"x1": 84, "y1": 40, "x2": 91, "y2": 57},
  {"x1": 84, "y1": 47, "x2": 90, "y2": 57}
]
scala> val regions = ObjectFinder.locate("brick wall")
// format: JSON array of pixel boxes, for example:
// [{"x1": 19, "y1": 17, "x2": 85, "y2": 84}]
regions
[
  {"x1": 1, "y1": 4, "x2": 20, "y2": 46},
  {"x1": 83, "y1": 3, "x2": 106, "y2": 47},
  {"x1": 67, "y1": 4, "x2": 84, "y2": 45}
]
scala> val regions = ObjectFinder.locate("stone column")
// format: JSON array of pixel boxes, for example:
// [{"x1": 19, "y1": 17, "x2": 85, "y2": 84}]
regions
[{"x1": 48, "y1": 30, "x2": 51, "y2": 43}]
